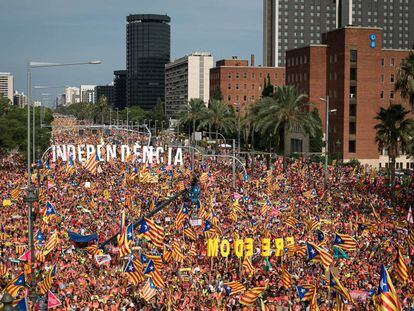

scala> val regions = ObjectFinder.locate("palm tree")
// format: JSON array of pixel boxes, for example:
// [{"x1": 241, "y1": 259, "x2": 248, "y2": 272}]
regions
[
  {"x1": 179, "y1": 99, "x2": 207, "y2": 136},
  {"x1": 198, "y1": 99, "x2": 235, "y2": 139},
  {"x1": 395, "y1": 51, "x2": 414, "y2": 110},
  {"x1": 374, "y1": 104, "x2": 413, "y2": 205},
  {"x1": 254, "y1": 85, "x2": 321, "y2": 156}
]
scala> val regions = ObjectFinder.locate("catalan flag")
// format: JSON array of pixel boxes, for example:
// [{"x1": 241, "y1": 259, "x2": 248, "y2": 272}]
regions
[
  {"x1": 13, "y1": 297, "x2": 28, "y2": 311},
  {"x1": 139, "y1": 218, "x2": 164, "y2": 249},
  {"x1": 163, "y1": 248, "x2": 172, "y2": 263},
  {"x1": 144, "y1": 260, "x2": 165, "y2": 288},
  {"x1": 0, "y1": 261, "x2": 8, "y2": 277},
  {"x1": 317, "y1": 230, "x2": 325, "y2": 244},
  {"x1": 199, "y1": 172, "x2": 209, "y2": 184},
  {"x1": 10, "y1": 187, "x2": 20, "y2": 201},
  {"x1": 146, "y1": 254, "x2": 163, "y2": 271},
  {"x1": 176, "y1": 205, "x2": 189, "y2": 229},
  {"x1": 239, "y1": 286, "x2": 266, "y2": 306},
  {"x1": 38, "y1": 265, "x2": 56, "y2": 295},
  {"x1": 140, "y1": 278, "x2": 157, "y2": 301},
  {"x1": 84, "y1": 244, "x2": 103, "y2": 256},
  {"x1": 260, "y1": 199, "x2": 272, "y2": 217},
  {"x1": 394, "y1": 248, "x2": 408, "y2": 284},
  {"x1": 43, "y1": 231, "x2": 59, "y2": 256},
  {"x1": 35, "y1": 230, "x2": 45, "y2": 247},
  {"x1": 232, "y1": 200, "x2": 243, "y2": 214},
  {"x1": 172, "y1": 240, "x2": 184, "y2": 262},
  {"x1": 281, "y1": 266, "x2": 293, "y2": 289},
  {"x1": 242, "y1": 256, "x2": 255, "y2": 276},
  {"x1": 188, "y1": 243, "x2": 197, "y2": 257},
  {"x1": 306, "y1": 242, "x2": 333, "y2": 270},
  {"x1": 0, "y1": 223, "x2": 7, "y2": 240},
  {"x1": 229, "y1": 210, "x2": 238, "y2": 222},
  {"x1": 183, "y1": 224, "x2": 196, "y2": 240},
  {"x1": 43, "y1": 201, "x2": 57, "y2": 223},
  {"x1": 84, "y1": 152, "x2": 99, "y2": 174},
  {"x1": 117, "y1": 226, "x2": 131, "y2": 258},
  {"x1": 407, "y1": 231, "x2": 414, "y2": 247},
  {"x1": 296, "y1": 284, "x2": 316, "y2": 303},
  {"x1": 4, "y1": 273, "x2": 26, "y2": 297},
  {"x1": 333, "y1": 233, "x2": 357, "y2": 252},
  {"x1": 285, "y1": 216, "x2": 298, "y2": 228},
  {"x1": 124, "y1": 259, "x2": 144, "y2": 285},
  {"x1": 376, "y1": 265, "x2": 401, "y2": 311},
  {"x1": 306, "y1": 218, "x2": 320, "y2": 232},
  {"x1": 329, "y1": 272, "x2": 352, "y2": 301},
  {"x1": 66, "y1": 156, "x2": 75, "y2": 174},
  {"x1": 198, "y1": 202, "x2": 208, "y2": 219},
  {"x1": 223, "y1": 281, "x2": 246, "y2": 296},
  {"x1": 203, "y1": 219, "x2": 218, "y2": 239},
  {"x1": 129, "y1": 166, "x2": 139, "y2": 180}
]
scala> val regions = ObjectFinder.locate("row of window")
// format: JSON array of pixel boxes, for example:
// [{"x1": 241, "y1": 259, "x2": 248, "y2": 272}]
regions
[
  {"x1": 380, "y1": 162, "x2": 414, "y2": 170},
  {"x1": 228, "y1": 83, "x2": 262, "y2": 90},
  {"x1": 227, "y1": 95, "x2": 255, "y2": 102},
  {"x1": 380, "y1": 90, "x2": 395, "y2": 99},
  {"x1": 286, "y1": 73, "x2": 307, "y2": 83},
  {"x1": 286, "y1": 55, "x2": 308, "y2": 66}
]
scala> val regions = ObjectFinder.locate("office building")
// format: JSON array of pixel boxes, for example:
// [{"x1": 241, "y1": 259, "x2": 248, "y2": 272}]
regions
[
  {"x1": 80, "y1": 85, "x2": 96, "y2": 104},
  {"x1": 113, "y1": 70, "x2": 127, "y2": 110},
  {"x1": 263, "y1": 0, "x2": 338, "y2": 66},
  {"x1": 126, "y1": 14, "x2": 171, "y2": 110},
  {"x1": 338, "y1": 0, "x2": 414, "y2": 50},
  {"x1": 210, "y1": 56, "x2": 285, "y2": 109},
  {"x1": 96, "y1": 84, "x2": 115, "y2": 106},
  {"x1": 285, "y1": 26, "x2": 413, "y2": 168},
  {"x1": 165, "y1": 52, "x2": 213, "y2": 119},
  {"x1": 13, "y1": 91, "x2": 28, "y2": 108},
  {"x1": 65, "y1": 87, "x2": 80, "y2": 106},
  {"x1": 0, "y1": 72, "x2": 14, "y2": 102}
]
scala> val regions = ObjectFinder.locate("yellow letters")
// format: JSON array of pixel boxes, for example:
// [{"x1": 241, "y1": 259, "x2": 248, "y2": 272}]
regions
[
  {"x1": 244, "y1": 238, "x2": 253, "y2": 257},
  {"x1": 274, "y1": 238, "x2": 284, "y2": 256},
  {"x1": 261, "y1": 238, "x2": 271, "y2": 257},
  {"x1": 234, "y1": 239, "x2": 244, "y2": 258},
  {"x1": 207, "y1": 238, "x2": 219, "y2": 257},
  {"x1": 220, "y1": 239, "x2": 230, "y2": 257}
]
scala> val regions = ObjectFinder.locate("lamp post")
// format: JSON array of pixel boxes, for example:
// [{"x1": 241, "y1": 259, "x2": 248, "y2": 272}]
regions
[
  {"x1": 26, "y1": 60, "x2": 101, "y2": 305},
  {"x1": 161, "y1": 120, "x2": 165, "y2": 133},
  {"x1": 154, "y1": 120, "x2": 158, "y2": 137},
  {"x1": 319, "y1": 96, "x2": 337, "y2": 190}
]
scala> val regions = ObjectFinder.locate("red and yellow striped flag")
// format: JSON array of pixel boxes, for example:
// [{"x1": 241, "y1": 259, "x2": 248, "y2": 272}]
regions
[
  {"x1": 395, "y1": 247, "x2": 408, "y2": 284},
  {"x1": 223, "y1": 281, "x2": 246, "y2": 296},
  {"x1": 239, "y1": 286, "x2": 266, "y2": 306},
  {"x1": 42, "y1": 232, "x2": 59, "y2": 256},
  {"x1": 242, "y1": 256, "x2": 255, "y2": 276},
  {"x1": 117, "y1": 227, "x2": 131, "y2": 258},
  {"x1": 172, "y1": 241, "x2": 184, "y2": 262},
  {"x1": 281, "y1": 267, "x2": 292, "y2": 289},
  {"x1": 10, "y1": 187, "x2": 20, "y2": 201}
]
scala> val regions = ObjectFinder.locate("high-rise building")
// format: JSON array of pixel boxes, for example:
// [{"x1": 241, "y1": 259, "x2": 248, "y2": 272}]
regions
[
  {"x1": 13, "y1": 91, "x2": 28, "y2": 108},
  {"x1": 165, "y1": 52, "x2": 214, "y2": 119},
  {"x1": 113, "y1": 70, "x2": 127, "y2": 110},
  {"x1": 263, "y1": 0, "x2": 338, "y2": 67},
  {"x1": 65, "y1": 87, "x2": 80, "y2": 106},
  {"x1": 96, "y1": 84, "x2": 115, "y2": 107},
  {"x1": 126, "y1": 14, "x2": 171, "y2": 110},
  {"x1": 285, "y1": 26, "x2": 413, "y2": 168},
  {"x1": 0, "y1": 72, "x2": 14, "y2": 102},
  {"x1": 80, "y1": 85, "x2": 96, "y2": 104},
  {"x1": 338, "y1": 0, "x2": 414, "y2": 50},
  {"x1": 263, "y1": 0, "x2": 414, "y2": 67}
]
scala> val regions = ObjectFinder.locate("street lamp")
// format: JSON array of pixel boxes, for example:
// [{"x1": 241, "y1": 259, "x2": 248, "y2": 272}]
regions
[
  {"x1": 319, "y1": 96, "x2": 337, "y2": 190},
  {"x1": 26, "y1": 59, "x2": 101, "y2": 305}
]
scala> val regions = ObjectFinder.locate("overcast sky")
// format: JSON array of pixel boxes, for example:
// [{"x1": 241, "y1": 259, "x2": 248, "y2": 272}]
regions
[{"x1": 0, "y1": 0, "x2": 262, "y2": 100}]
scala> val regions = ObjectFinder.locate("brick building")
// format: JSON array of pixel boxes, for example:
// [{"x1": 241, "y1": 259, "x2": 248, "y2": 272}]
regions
[
  {"x1": 209, "y1": 56, "x2": 285, "y2": 110},
  {"x1": 286, "y1": 26, "x2": 413, "y2": 169}
]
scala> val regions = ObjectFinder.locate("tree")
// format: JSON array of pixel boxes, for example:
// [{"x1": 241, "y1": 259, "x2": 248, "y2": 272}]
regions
[
  {"x1": 261, "y1": 74, "x2": 274, "y2": 98},
  {"x1": 374, "y1": 104, "x2": 414, "y2": 205},
  {"x1": 198, "y1": 99, "x2": 235, "y2": 139},
  {"x1": 179, "y1": 99, "x2": 207, "y2": 135},
  {"x1": 395, "y1": 51, "x2": 414, "y2": 110},
  {"x1": 254, "y1": 86, "x2": 321, "y2": 155}
]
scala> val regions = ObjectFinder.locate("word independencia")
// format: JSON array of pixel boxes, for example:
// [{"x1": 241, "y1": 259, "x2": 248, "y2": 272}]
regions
[{"x1": 52, "y1": 144, "x2": 184, "y2": 166}]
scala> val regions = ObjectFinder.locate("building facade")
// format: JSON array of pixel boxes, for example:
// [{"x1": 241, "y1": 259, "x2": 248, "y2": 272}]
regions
[
  {"x1": 126, "y1": 14, "x2": 171, "y2": 110},
  {"x1": 263, "y1": 0, "x2": 338, "y2": 67},
  {"x1": 210, "y1": 56, "x2": 285, "y2": 110},
  {"x1": 0, "y1": 72, "x2": 14, "y2": 102},
  {"x1": 263, "y1": 0, "x2": 414, "y2": 67},
  {"x1": 285, "y1": 26, "x2": 413, "y2": 168},
  {"x1": 165, "y1": 52, "x2": 213, "y2": 119},
  {"x1": 80, "y1": 85, "x2": 96, "y2": 104},
  {"x1": 13, "y1": 91, "x2": 27, "y2": 108},
  {"x1": 96, "y1": 85, "x2": 115, "y2": 106},
  {"x1": 338, "y1": 0, "x2": 414, "y2": 50},
  {"x1": 65, "y1": 87, "x2": 80, "y2": 106},
  {"x1": 114, "y1": 70, "x2": 127, "y2": 110}
]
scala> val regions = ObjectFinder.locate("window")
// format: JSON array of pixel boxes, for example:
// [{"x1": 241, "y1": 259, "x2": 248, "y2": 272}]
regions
[
  {"x1": 390, "y1": 91, "x2": 394, "y2": 99},
  {"x1": 381, "y1": 74, "x2": 384, "y2": 83},
  {"x1": 390, "y1": 74, "x2": 394, "y2": 83},
  {"x1": 349, "y1": 141, "x2": 356, "y2": 153},
  {"x1": 236, "y1": 95, "x2": 239, "y2": 101},
  {"x1": 236, "y1": 84, "x2": 239, "y2": 90},
  {"x1": 244, "y1": 72, "x2": 247, "y2": 79},
  {"x1": 252, "y1": 73, "x2": 255, "y2": 79},
  {"x1": 290, "y1": 139, "x2": 303, "y2": 153},
  {"x1": 380, "y1": 91, "x2": 384, "y2": 99},
  {"x1": 349, "y1": 122, "x2": 356, "y2": 134},
  {"x1": 350, "y1": 104, "x2": 356, "y2": 116},
  {"x1": 252, "y1": 84, "x2": 255, "y2": 90},
  {"x1": 228, "y1": 95, "x2": 231, "y2": 101},
  {"x1": 381, "y1": 58, "x2": 384, "y2": 66},
  {"x1": 350, "y1": 49, "x2": 357, "y2": 63},
  {"x1": 228, "y1": 83, "x2": 231, "y2": 90},
  {"x1": 236, "y1": 73, "x2": 240, "y2": 79},
  {"x1": 244, "y1": 95, "x2": 247, "y2": 101},
  {"x1": 259, "y1": 73, "x2": 263, "y2": 79},
  {"x1": 390, "y1": 58, "x2": 395, "y2": 67},
  {"x1": 228, "y1": 72, "x2": 232, "y2": 79},
  {"x1": 244, "y1": 84, "x2": 247, "y2": 90},
  {"x1": 350, "y1": 68, "x2": 357, "y2": 80}
]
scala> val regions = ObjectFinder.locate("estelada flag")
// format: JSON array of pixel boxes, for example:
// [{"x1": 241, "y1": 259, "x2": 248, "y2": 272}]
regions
[{"x1": 47, "y1": 291, "x2": 62, "y2": 309}]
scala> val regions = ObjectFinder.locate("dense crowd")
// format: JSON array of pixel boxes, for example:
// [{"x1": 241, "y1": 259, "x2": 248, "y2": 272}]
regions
[{"x1": 0, "y1": 116, "x2": 413, "y2": 310}]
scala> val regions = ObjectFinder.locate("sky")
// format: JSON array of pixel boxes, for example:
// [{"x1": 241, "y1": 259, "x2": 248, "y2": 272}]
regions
[{"x1": 0, "y1": 0, "x2": 263, "y2": 102}]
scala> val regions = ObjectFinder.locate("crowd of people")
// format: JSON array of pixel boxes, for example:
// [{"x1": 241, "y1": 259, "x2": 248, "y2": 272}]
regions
[{"x1": 0, "y1": 116, "x2": 413, "y2": 310}]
